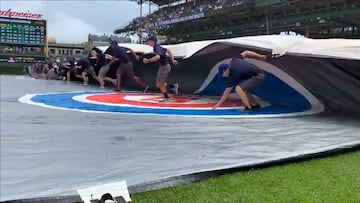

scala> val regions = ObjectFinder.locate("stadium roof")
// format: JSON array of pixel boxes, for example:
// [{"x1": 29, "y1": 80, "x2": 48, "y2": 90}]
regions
[
  {"x1": 133, "y1": 0, "x2": 180, "y2": 6},
  {"x1": 151, "y1": 0, "x2": 182, "y2": 6}
]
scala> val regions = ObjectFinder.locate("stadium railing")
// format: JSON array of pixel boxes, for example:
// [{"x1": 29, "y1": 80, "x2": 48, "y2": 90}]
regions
[{"x1": 169, "y1": 6, "x2": 360, "y2": 39}]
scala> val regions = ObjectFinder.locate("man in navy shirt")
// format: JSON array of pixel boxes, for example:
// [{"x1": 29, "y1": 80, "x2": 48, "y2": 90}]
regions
[
  {"x1": 213, "y1": 50, "x2": 267, "y2": 112},
  {"x1": 89, "y1": 47, "x2": 105, "y2": 74},
  {"x1": 108, "y1": 40, "x2": 148, "y2": 92},
  {"x1": 97, "y1": 43, "x2": 119, "y2": 89},
  {"x1": 75, "y1": 55, "x2": 102, "y2": 86},
  {"x1": 63, "y1": 56, "x2": 76, "y2": 82},
  {"x1": 74, "y1": 57, "x2": 91, "y2": 85},
  {"x1": 143, "y1": 36, "x2": 179, "y2": 99}
]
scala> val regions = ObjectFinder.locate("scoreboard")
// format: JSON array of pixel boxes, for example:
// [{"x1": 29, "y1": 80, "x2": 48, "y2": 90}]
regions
[{"x1": 0, "y1": 17, "x2": 46, "y2": 46}]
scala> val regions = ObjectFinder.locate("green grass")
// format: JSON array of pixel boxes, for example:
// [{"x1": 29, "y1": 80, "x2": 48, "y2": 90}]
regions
[
  {"x1": 0, "y1": 63, "x2": 27, "y2": 75},
  {"x1": 133, "y1": 151, "x2": 360, "y2": 203}
]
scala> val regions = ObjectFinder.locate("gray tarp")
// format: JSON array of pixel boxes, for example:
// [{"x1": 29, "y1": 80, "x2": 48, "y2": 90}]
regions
[{"x1": 1, "y1": 76, "x2": 360, "y2": 201}]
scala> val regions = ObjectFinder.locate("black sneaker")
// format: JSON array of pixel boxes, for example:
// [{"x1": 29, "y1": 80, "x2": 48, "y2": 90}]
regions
[
  {"x1": 243, "y1": 107, "x2": 253, "y2": 113},
  {"x1": 251, "y1": 104, "x2": 261, "y2": 109},
  {"x1": 113, "y1": 89, "x2": 121, "y2": 93}
]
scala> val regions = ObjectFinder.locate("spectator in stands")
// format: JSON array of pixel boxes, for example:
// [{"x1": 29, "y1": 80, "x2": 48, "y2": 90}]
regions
[{"x1": 121, "y1": 0, "x2": 247, "y2": 31}]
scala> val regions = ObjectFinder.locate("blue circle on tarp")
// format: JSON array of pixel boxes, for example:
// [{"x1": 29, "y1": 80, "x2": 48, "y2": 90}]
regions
[{"x1": 24, "y1": 91, "x2": 311, "y2": 117}]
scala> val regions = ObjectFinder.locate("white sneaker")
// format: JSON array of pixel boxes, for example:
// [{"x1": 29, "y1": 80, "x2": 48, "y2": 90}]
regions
[
  {"x1": 112, "y1": 79, "x2": 117, "y2": 86},
  {"x1": 143, "y1": 85, "x2": 149, "y2": 93},
  {"x1": 159, "y1": 98, "x2": 170, "y2": 103},
  {"x1": 83, "y1": 78, "x2": 89, "y2": 85},
  {"x1": 172, "y1": 83, "x2": 179, "y2": 95}
]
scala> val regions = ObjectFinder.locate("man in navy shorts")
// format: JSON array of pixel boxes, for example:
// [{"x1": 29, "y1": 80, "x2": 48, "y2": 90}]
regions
[
  {"x1": 143, "y1": 36, "x2": 179, "y2": 99},
  {"x1": 213, "y1": 50, "x2": 267, "y2": 112},
  {"x1": 108, "y1": 40, "x2": 148, "y2": 92}
]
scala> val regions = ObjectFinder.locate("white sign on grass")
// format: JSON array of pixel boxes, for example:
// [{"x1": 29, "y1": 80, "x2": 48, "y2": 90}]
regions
[{"x1": 77, "y1": 181, "x2": 131, "y2": 203}]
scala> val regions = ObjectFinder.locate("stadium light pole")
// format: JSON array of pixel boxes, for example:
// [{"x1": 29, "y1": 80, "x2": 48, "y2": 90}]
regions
[
  {"x1": 138, "y1": 0, "x2": 143, "y2": 19},
  {"x1": 265, "y1": 5, "x2": 269, "y2": 35},
  {"x1": 139, "y1": 0, "x2": 143, "y2": 43},
  {"x1": 45, "y1": 0, "x2": 49, "y2": 58}
]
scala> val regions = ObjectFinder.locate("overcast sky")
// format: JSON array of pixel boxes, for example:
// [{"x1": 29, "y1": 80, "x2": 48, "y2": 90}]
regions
[{"x1": 0, "y1": 0, "x2": 157, "y2": 43}]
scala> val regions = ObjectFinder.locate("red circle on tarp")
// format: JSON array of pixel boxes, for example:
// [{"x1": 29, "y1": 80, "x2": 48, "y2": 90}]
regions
[{"x1": 86, "y1": 93, "x2": 244, "y2": 108}]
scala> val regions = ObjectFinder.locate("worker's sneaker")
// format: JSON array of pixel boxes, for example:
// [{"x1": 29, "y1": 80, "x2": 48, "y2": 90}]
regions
[
  {"x1": 143, "y1": 85, "x2": 149, "y2": 93},
  {"x1": 172, "y1": 83, "x2": 179, "y2": 95},
  {"x1": 242, "y1": 107, "x2": 253, "y2": 113}
]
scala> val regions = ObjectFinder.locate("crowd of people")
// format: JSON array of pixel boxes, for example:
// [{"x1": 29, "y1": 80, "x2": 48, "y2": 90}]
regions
[
  {"x1": 25, "y1": 57, "x2": 77, "y2": 81},
  {"x1": 25, "y1": 49, "x2": 117, "y2": 87},
  {"x1": 125, "y1": 0, "x2": 246, "y2": 30}
]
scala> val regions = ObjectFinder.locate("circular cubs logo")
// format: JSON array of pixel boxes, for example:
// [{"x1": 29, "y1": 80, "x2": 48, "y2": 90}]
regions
[
  {"x1": 81, "y1": 93, "x2": 244, "y2": 109},
  {"x1": 17, "y1": 90, "x2": 313, "y2": 117}
]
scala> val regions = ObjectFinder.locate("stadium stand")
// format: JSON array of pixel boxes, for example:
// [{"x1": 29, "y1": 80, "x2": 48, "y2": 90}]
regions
[{"x1": 116, "y1": 0, "x2": 360, "y2": 43}]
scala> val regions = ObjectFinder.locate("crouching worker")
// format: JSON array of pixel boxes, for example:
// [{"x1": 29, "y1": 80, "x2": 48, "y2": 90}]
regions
[
  {"x1": 63, "y1": 56, "x2": 76, "y2": 82},
  {"x1": 75, "y1": 56, "x2": 101, "y2": 86},
  {"x1": 213, "y1": 50, "x2": 267, "y2": 113}
]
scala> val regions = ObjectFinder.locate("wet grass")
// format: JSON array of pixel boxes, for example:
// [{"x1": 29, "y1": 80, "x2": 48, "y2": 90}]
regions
[
  {"x1": 0, "y1": 63, "x2": 27, "y2": 75},
  {"x1": 132, "y1": 150, "x2": 360, "y2": 203}
]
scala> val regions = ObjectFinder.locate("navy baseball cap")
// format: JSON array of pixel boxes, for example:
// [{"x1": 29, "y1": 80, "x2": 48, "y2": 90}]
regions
[
  {"x1": 147, "y1": 36, "x2": 157, "y2": 43},
  {"x1": 218, "y1": 64, "x2": 229, "y2": 77},
  {"x1": 65, "y1": 56, "x2": 75, "y2": 63},
  {"x1": 110, "y1": 40, "x2": 118, "y2": 46}
]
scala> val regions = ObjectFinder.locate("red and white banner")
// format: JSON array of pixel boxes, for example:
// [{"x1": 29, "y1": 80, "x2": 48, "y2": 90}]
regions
[{"x1": 0, "y1": 9, "x2": 43, "y2": 20}]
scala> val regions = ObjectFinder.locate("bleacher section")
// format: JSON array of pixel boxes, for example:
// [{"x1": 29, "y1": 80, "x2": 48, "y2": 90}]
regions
[{"x1": 115, "y1": 0, "x2": 360, "y2": 43}]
